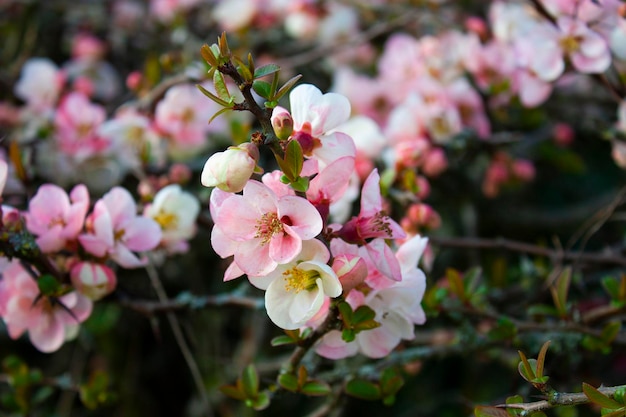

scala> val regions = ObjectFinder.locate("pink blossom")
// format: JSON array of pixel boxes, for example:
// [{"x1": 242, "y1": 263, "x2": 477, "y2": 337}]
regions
[
  {"x1": 213, "y1": 180, "x2": 323, "y2": 276},
  {"x1": 337, "y1": 169, "x2": 405, "y2": 245},
  {"x1": 144, "y1": 184, "x2": 200, "y2": 253},
  {"x1": 54, "y1": 92, "x2": 109, "y2": 159},
  {"x1": 14, "y1": 58, "x2": 64, "y2": 111},
  {"x1": 317, "y1": 236, "x2": 428, "y2": 359},
  {"x1": 150, "y1": 0, "x2": 202, "y2": 22},
  {"x1": 0, "y1": 261, "x2": 92, "y2": 353},
  {"x1": 154, "y1": 84, "x2": 220, "y2": 157},
  {"x1": 25, "y1": 184, "x2": 89, "y2": 253},
  {"x1": 79, "y1": 187, "x2": 162, "y2": 268},
  {"x1": 282, "y1": 84, "x2": 355, "y2": 166}
]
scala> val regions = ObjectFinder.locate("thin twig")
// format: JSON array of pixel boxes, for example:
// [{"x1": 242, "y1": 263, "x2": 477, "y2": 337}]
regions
[
  {"x1": 119, "y1": 293, "x2": 264, "y2": 315},
  {"x1": 428, "y1": 235, "x2": 626, "y2": 267},
  {"x1": 497, "y1": 384, "x2": 626, "y2": 414},
  {"x1": 145, "y1": 261, "x2": 213, "y2": 417}
]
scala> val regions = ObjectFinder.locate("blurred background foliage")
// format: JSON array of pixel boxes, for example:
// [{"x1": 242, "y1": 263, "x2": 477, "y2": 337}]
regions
[{"x1": 1, "y1": 1, "x2": 626, "y2": 416}]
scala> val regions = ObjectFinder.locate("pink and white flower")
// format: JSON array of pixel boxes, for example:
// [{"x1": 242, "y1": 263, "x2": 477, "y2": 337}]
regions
[
  {"x1": 25, "y1": 184, "x2": 90, "y2": 253},
  {"x1": 212, "y1": 180, "x2": 322, "y2": 276},
  {"x1": 144, "y1": 184, "x2": 200, "y2": 253},
  {"x1": 70, "y1": 261, "x2": 117, "y2": 301},
  {"x1": 201, "y1": 143, "x2": 260, "y2": 193},
  {"x1": 79, "y1": 187, "x2": 162, "y2": 268},
  {"x1": 0, "y1": 261, "x2": 92, "y2": 353}
]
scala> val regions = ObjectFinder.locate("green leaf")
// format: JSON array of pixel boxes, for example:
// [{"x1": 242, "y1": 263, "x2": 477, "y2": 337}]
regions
[
  {"x1": 530, "y1": 412, "x2": 547, "y2": 417},
  {"x1": 341, "y1": 328, "x2": 356, "y2": 343},
  {"x1": 252, "y1": 80, "x2": 272, "y2": 100},
  {"x1": 474, "y1": 406, "x2": 511, "y2": 417},
  {"x1": 536, "y1": 340, "x2": 551, "y2": 379},
  {"x1": 37, "y1": 275, "x2": 60, "y2": 296},
  {"x1": 382, "y1": 394, "x2": 397, "y2": 406},
  {"x1": 271, "y1": 335, "x2": 296, "y2": 347},
  {"x1": 614, "y1": 387, "x2": 626, "y2": 404},
  {"x1": 301, "y1": 381, "x2": 331, "y2": 396},
  {"x1": 601, "y1": 407, "x2": 626, "y2": 417},
  {"x1": 446, "y1": 268, "x2": 466, "y2": 301},
  {"x1": 517, "y1": 351, "x2": 536, "y2": 382},
  {"x1": 527, "y1": 304, "x2": 559, "y2": 318},
  {"x1": 277, "y1": 373, "x2": 299, "y2": 392},
  {"x1": 602, "y1": 276, "x2": 620, "y2": 300},
  {"x1": 197, "y1": 84, "x2": 231, "y2": 107},
  {"x1": 254, "y1": 64, "x2": 281, "y2": 79},
  {"x1": 338, "y1": 301, "x2": 353, "y2": 326},
  {"x1": 233, "y1": 55, "x2": 253, "y2": 82},
  {"x1": 601, "y1": 321, "x2": 621, "y2": 344},
  {"x1": 290, "y1": 176, "x2": 309, "y2": 193},
  {"x1": 353, "y1": 305, "x2": 376, "y2": 324},
  {"x1": 488, "y1": 318, "x2": 517, "y2": 341},
  {"x1": 251, "y1": 391, "x2": 270, "y2": 410},
  {"x1": 220, "y1": 384, "x2": 246, "y2": 401},
  {"x1": 582, "y1": 383, "x2": 623, "y2": 409},
  {"x1": 345, "y1": 379, "x2": 381, "y2": 401},
  {"x1": 274, "y1": 74, "x2": 302, "y2": 101},
  {"x1": 353, "y1": 319, "x2": 381, "y2": 332},
  {"x1": 285, "y1": 139, "x2": 303, "y2": 179},
  {"x1": 213, "y1": 70, "x2": 231, "y2": 102},
  {"x1": 380, "y1": 368, "x2": 404, "y2": 397},
  {"x1": 241, "y1": 364, "x2": 259, "y2": 399},
  {"x1": 551, "y1": 267, "x2": 571, "y2": 316},
  {"x1": 200, "y1": 44, "x2": 218, "y2": 66},
  {"x1": 208, "y1": 107, "x2": 233, "y2": 125}
]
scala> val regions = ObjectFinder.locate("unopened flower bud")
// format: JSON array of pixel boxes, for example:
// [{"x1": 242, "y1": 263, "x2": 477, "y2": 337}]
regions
[
  {"x1": 70, "y1": 261, "x2": 117, "y2": 301},
  {"x1": 512, "y1": 159, "x2": 535, "y2": 181},
  {"x1": 201, "y1": 142, "x2": 260, "y2": 193},
  {"x1": 168, "y1": 163, "x2": 192, "y2": 184},
  {"x1": 553, "y1": 123, "x2": 574, "y2": 147},
  {"x1": 407, "y1": 203, "x2": 441, "y2": 230},
  {"x1": 332, "y1": 254, "x2": 367, "y2": 293},
  {"x1": 271, "y1": 106, "x2": 294, "y2": 140},
  {"x1": 421, "y1": 148, "x2": 448, "y2": 177}
]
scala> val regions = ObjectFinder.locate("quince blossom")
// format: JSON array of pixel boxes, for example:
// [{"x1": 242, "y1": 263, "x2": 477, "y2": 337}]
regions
[
  {"x1": 212, "y1": 180, "x2": 322, "y2": 277},
  {"x1": 0, "y1": 261, "x2": 92, "y2": 353},
  {"x1": 277, "y1": 84, "x2": 355, "y2": 167},
  {"x1": 144, "y1": 184, "x2": 200, "y2": 253},
  {"x1": 260, "y1": 239, "x2": 342, "y2": 330},
  {"x1": 316, "y1": 235, "x2": 428, "y2": 359},
  {"x1": 79, "y1": 187, "x2": 162, "y2": 268},
  {"x1": 337, "y1": 169, "x2": 405, "y2": 245},
  {"x1": 25, "y1": 184, "x2": 89, "y2": 253}
]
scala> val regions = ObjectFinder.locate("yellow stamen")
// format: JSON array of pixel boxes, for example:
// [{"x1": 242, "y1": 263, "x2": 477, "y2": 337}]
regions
[
  {"x1": 283, "y1": 267, "x2": 319, "y2": 293},
  {"x1": 254, "y1": 212, "x2": 283, "y2": 245},
  {"x1": 154, "y1": 210, "x2": 178, "y2": 230}
]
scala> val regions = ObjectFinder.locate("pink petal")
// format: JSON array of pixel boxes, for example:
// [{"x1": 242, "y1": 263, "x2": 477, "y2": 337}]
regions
[
  {"x1": 277, "y1": 196, "x2": 322, "y2": 240},
  {"x1": 78, "y1": 234, "x2": 110, "y2": 257},
  {"x1": 123, "y1": 217, "x2": 162, "y2": 251},
  {"x1": 36, "y1": 225, "x2": 66, "y2": 253},
  {"x1": 234, "y1": 239, "x2": 276, "y2": 276},
  {"x1": 360, "y1": 169, "x2": 382, "y2": 217},
  {"x1": 29, "y1": 313, "x2": 65, "y2": 353},
  {"x1": 269, "y1": 227, "x2": 302, "y2": 264},
  {"x1": 289, "y1": 282, "x2": 323, "y2": 325},
  {"x1": 112, "y1": 243, "x2": 145, "y2": 268},
  {"x1": 316, "y1": 330, "x2": 359, "y2": 359},
  {"x1": 101, "y1": 187, "x2": 136, "y2": 227},
  {"x1": 307, "y1": 156, "x2": 355, "y2": 204}
]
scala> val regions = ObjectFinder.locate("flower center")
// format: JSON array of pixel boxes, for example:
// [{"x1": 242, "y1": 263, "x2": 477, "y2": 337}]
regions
[
  {"x1": 283, "y1": 267, "x2": 319, "y2": 293},
  {"x1": 48, "y1": 216, "x2": 66, "y2": 229},
  {"x1": 181, "y1": 108, "x2": 195, "y2": 124},
  {"x1": 114, "y1": 228, "x2": 126, "y2": 242},
  {"x1": 154, "y1": 210, "x2": 178, "y2": 230},
  {"x1": 559, "y1": 35, "x2": 581, "y2": 54},
  {"x1": 254, "y1": 212, "x2": 283, "y2": 245}
]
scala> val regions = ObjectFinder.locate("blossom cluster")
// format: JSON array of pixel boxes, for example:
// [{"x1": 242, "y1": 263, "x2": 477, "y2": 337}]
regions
[
  {"x1": 203, "y1": 84, "x2": 428, "y2": 358},
  {"x1": 0, "y1": 177, "x2": 199, "y2": 352}
]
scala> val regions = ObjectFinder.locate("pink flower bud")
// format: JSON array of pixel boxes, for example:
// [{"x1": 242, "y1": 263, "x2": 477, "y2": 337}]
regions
[
  {"x1": 73, "y1": 76, "x2": 94, "y2": 97},
  {"x1": 553, "y1": 123, "x2": 574, "y2": 147},
  {"x1": 415, "y1": 175, "x2": 431, "y2": 200},
  {"x1": 407, "y1": 203, "x2": 441, "y2": 230},
  {"x1": 201, "y1": 143, "x2": 260, "y2": 193},
  {"x1": 512, "y1": 159, "x2": 535, "y2": 181},
  {"x1": 421, "y1": 148, "x2": 448, "y2": 177},
  {"x1": 332, "y1": 254, "x2": 367, "y2": 293},
  {"x1": 612, "y1": 141, "x2": 626, "y2": 169},
  {"x1": 465, "y1": 16, "x2": 488, "y2": 40},
  {"x1": 126, "y1": 71, "x2": 143, "y2": 91},
  {"x1": 168, "y1": 163, "x2": 192, "y2": 184},
  {"x1": 271, "y1": 106, "x2": 294, "y2": 140},
  {"x1": 70, "y1": 261, "x2": 117, "y2": 301}
]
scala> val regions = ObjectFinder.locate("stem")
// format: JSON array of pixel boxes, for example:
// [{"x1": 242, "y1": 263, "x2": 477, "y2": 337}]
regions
[
  {"x1": 145, "y1": 261, "x2": 213, "y2": 417},
  {"x1": 428, "y1": 235, "x2": 626, "y2": 267},
  {"x1": 499, "y1": 385, "x2": 626, "y2": 415}
]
